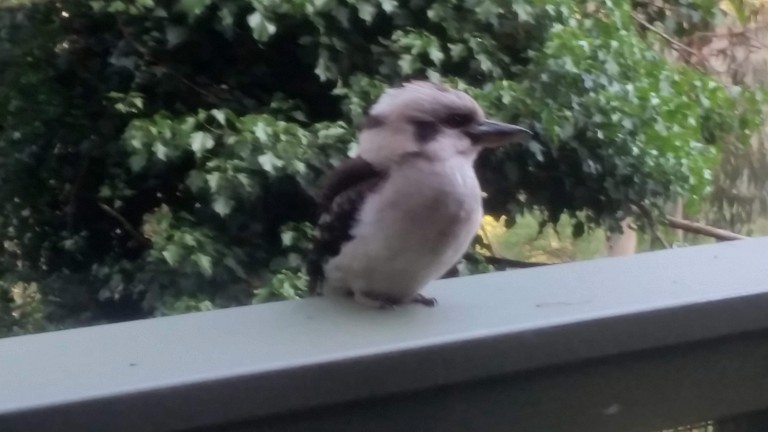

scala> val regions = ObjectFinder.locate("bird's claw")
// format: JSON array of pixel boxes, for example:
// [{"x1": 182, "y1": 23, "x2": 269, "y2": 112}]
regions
[
  {"x1": 354, "y1": 291, "x2": 437, "y2": 309},
  {"x1": 377, "y1": 301, "x2": 398, "y2": 310},
  {"x1": 411, "y1": 293, "x2": 438, "y2": 307},
  {"x1": 356, "y1": 291, "x2": 398, "y2": 309}
]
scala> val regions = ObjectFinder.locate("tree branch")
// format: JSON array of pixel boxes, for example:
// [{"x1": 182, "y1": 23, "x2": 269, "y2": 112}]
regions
[
  {"x1": 115, "y1": 18, "x2": 222, "y2": 103},
  {"x1": 632, "y1": 0, "x2": 678, "y2": 12},
  {"x1": 481, "y1": 255, "x2": 551, "y2": 269},
  {"x1": 629, "y1": 199, "x2": 671, "y2": 249},
  {"x1": 630, "y1": 12, "x2": 709, "y2": 68},
  {"x1": 64, "y1": 155, "x2": 91, "y2": 230},
  {"x1": 98, "y1": 203, "x2": 151, "y2": 247},
  {"x1": 664, "y1": 216, "x2": 748, "y2": 241}
]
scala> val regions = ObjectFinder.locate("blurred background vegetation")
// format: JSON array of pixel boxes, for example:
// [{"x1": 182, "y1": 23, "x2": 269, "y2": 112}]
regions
[{"x1": 0, "y1": 0, "x2": 767, "y2": 337}]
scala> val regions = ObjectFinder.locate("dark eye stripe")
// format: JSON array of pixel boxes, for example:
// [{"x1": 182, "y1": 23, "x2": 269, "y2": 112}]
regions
[
  {"x1": 442, "y1": 113, "x2": 474, "y2": 128},
  {"x1": 412, "y1": 120, "x2": 440, "y2": 144}
]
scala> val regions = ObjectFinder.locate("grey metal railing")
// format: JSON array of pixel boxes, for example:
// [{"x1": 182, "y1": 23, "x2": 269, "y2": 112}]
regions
[{"x1": 2, "y1": 238, "x2": 768, "y2": 432}]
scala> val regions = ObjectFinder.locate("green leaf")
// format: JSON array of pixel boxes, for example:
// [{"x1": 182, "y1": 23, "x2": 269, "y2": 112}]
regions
[
  {"x1": 247, "y1": 11, "x2": 276, "y2": 42},
  {"x1": 224, "y1": 256, "x2": 247, "y2": 279},
  {"x1": 185, "y1": 170, "x2": 206, "y2": 192},
  {"x1": 190, "y1": 131, "x2": 214, "y2": 156},
  {"x1": 162, "y1": 245, "x2": 183, "y2": 267},
  {"x1": 380, "y1": 0, "x2": 397, "y2": 14},
  {"x1": 177, "y1": 0, "x2": 212, "y2": 17},
  {"x1": 210, "y1": 109, "x2": 227, "y2": 126},
  {"x1": 192, "y1": 253, "x2": 214, "y2": 277},
  {"x1": 212, "y1": 196, "x2": 234, "y2": 216},
  {"x1": 512, "y1": 0, "x2": 534, "y2": 23},
  {"x1": 128, "y1": 154, "x2": 147, "y2": 172},
  {"x1": 257, "y1": 152, "x2": 284, "y2": 173},
  {"x1": 206, "y1": 172, "x2": 223, "y2": 191},
  {"x1": 357, "y1": 1, "x2": 377, "y2": 23}
]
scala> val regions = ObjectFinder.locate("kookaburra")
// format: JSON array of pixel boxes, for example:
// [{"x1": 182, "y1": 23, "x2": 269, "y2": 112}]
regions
[{"x1": 307, "y1": 81, "x2": 531, "y2": 308}]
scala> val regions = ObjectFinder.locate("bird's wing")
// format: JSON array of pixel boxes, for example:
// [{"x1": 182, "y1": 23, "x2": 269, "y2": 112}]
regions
[
  {"x1": 307, "y1": 157, "x2": 387, "y2": 294},
  {"x1": 317, "y1": 157, "x2": 385, "y2": 210}
]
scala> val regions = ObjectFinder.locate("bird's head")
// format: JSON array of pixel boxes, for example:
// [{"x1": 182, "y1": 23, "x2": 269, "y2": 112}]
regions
[{"x1": 357, "y1": 81, "x2": 531, "y2": 166}]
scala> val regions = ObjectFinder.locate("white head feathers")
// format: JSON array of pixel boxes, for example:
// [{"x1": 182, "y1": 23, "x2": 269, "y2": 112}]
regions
[{"x1": 357, "y1": 81, "x2": 486, "y2": 166}]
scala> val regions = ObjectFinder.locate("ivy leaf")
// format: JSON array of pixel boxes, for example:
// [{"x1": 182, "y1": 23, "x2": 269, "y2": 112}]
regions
[
  {"x1": 206, "y1": 172, "x2": 222, "y2": 192},
  {"x1": 192, "y1": 253, "x2": 214, "y2": 277},
  {"x1": 185, "y1": 170, "x2": 206, "y2": 191},
  {"x1": 257, "y1": 152, "x2": 284, "y2": 174},
  {"x1": 165, "y1": 25, "x2": 188, "y2": 48},
  {"x1": 212, "y1": 196, "x2": 234, "y2": 216},
  {"x1": 224, "y1": 256, "x2": 247, "y2": 279},
  {"x1": 527, "y1": 141, "x2": 546, "y2": 162},
  {"x1": 128, "y1": 153, "x2": 147, "y2": 172},
  {"x1": 177, "y1": 0, "x2": 212, "y2": 17},
  {"x1": 190, "y1": 131, "x2": 214, "y2": 156},
  {"x1": 512, "y1": 0, "x2": 535, "y2": 22},
  {"x1": 357, "y1": 1, "x2": 377, "y2": 23},
  {"x1": 380, "y1": 0, "x2": 397, "y2": 14},
  {"x1": 247, "y1": 11, "x2": 276, "y2": 42},
  {"x1": 162, "y1": 245, "x2": 183, "y2": 267},
  {"x1": 210, "y1": 109, "x2": 227, "y2": 126}
]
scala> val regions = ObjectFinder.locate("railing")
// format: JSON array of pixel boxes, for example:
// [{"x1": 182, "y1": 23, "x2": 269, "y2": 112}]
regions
[{"x1": 2, "y1": 238, "x2": 768, "y2": 432}]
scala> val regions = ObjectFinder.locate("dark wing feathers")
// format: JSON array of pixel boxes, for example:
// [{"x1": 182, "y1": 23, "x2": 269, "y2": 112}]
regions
[
  {"x1": 307, "y1": 157, "x2": 386, "y2": 294},
  {"x1": 318, "y1": 157, "x2": 384, "y2": 210}
]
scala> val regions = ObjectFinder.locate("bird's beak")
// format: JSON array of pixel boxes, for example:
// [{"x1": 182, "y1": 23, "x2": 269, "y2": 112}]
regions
[{"x1": 465, "y1": 121, "x2": 532, "y2": 147}]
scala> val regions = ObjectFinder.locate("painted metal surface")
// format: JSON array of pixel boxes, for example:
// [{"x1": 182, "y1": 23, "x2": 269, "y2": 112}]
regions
[{"x1": 1, "y1": 238, "x2": 767, "y2": 431}]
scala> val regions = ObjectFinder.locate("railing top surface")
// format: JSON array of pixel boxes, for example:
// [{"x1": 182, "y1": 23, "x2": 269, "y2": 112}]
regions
[{"x1": 1, "y1": 238, "x2": 767, "y2": 430}]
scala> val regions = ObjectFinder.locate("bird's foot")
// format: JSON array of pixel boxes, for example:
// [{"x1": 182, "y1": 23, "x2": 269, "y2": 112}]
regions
[
  {"x1": 411, "y1": 293, "x2": 438, "y2": 307},
  {"x1": 355, "y1": 291, "x2": 400, "y2": 309},
  {"x1": 377, "y1": 301, "x2": 398, "y2": 310},
  {"x1": 353, "y1": 291, "x2": 437, "y2": 309}
]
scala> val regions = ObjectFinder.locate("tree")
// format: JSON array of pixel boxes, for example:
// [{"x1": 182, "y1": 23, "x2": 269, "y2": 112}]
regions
[
  {"x1": 0, "y1": 0, "x2": 762, "y2": 336},
  {"x1": 633, "y1": 0, "x2": 768, "y2": 235}
]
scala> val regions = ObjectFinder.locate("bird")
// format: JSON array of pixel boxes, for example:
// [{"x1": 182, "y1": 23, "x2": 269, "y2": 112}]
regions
[{"x1": 306, "y1": 80, "x2": 531, "y2": 309}]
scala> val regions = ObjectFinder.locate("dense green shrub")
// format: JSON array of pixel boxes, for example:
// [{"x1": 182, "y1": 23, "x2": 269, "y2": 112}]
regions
[{"x1": 0, "y1": 0, "x2": 762, "y2": 335}]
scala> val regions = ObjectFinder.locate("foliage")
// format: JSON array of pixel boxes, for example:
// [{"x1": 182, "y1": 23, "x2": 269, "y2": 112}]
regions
[
  {"x1": 476, "y1": 215, "x2": 510, "y2": 257},
  {"x1": 0, "y1": 282, "x2": 48, "y2": 338},
  {"x1": 0, "y1": 0, "x2": 763, "y2": 335},
  {"x1": 701, "y1": 0, "x2": 768, "y2": 231},
  {"x1": 630, "y1": 0, "x2": 768, "y2": 232},
  {"x1": 478, "y1": 212, "x2": 608, "y2": 264}
]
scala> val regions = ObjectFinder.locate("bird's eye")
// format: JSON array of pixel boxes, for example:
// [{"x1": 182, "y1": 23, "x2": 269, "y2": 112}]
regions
[
  {"x1": 412, "y1": 120, "x2": 440, "y2": 144},
  {"x1": 442, "y1": 113, "x2": 474, "y2": 128}
]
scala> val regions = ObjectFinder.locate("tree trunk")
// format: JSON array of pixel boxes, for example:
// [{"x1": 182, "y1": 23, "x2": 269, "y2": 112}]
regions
[{"x1": 606, "y1": 218, "x2": 637, "y2": 256}]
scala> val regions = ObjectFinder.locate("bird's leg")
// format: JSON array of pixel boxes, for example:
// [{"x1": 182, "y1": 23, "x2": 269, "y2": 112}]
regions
[
  {"x1": 410, "y1": 293, "x2": 438, "y2": 307},
  {"x1": 354, "y1": 290, "x2": 400, "y2": 309},
  {"x1": 377, "y1": 301, "x2": 398, "y2": 310}
]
